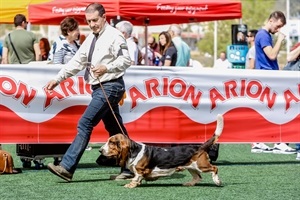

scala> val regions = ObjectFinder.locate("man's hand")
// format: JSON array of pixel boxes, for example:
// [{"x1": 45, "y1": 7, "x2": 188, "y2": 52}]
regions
[
  {"x1": 277, "y1": 32, "x2": 286, "y2": 42},
  {"x1": 45, "y1": 80, "x2": 59, "y2": 93},
  {"x1": 91, "y1": 64, "x2": 108, "y2": 78}
]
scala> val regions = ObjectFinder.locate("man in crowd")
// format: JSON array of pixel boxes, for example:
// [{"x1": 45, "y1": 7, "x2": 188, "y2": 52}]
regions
[
  {"x1": 168, "y1": 24, "x2": 190, "y2": 67},
  {"x1": 252, "y1": 10, "x2": 296, "y2": 154},
  {"x1": 2, "y1": 14, "x2": 40, "y2": 64},
  {"x1": 116, "y1": 20, "x2": 138, "y2": 65}
]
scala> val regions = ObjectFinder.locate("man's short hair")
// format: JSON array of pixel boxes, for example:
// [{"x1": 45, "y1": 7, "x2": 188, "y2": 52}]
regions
[
  {"x1": 169, "y1": 24, "x2": 182, "y2": 36},
  {"x1": 85, "y1": 3, "x2": 106, "y2": 17},
  {"x1": 269, "y1": 11, "x2": 286, "y2": 25},
  {"x1": 116, "y1": 21, "x2": 133, "y2": 37},
  {"x1": 14, "y1": 14, "x2": 26, "y2": 27}
]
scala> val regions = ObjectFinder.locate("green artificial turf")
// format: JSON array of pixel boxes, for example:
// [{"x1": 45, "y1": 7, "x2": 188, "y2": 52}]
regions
[{"x1": 0, "y1": 143, "x2": 299, "y2": 200}]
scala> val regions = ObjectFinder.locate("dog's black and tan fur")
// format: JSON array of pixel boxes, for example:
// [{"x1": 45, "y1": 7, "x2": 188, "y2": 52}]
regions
[{"x1": 100, "y1": 114, "x2": 224, "y2": 188}]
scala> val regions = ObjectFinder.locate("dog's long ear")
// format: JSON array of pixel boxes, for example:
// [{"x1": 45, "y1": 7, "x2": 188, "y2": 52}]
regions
[{"x1": 117, "y1": 136, "x2": 130, "y2": 167}]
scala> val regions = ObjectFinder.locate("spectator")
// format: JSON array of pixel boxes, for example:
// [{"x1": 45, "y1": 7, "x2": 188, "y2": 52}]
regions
[
  {"x1": 155, "y1": 31, "x2": 177, "y2": 66},
  {"x1": 116, "y1": 20, "x2": 138, "y2": 65},
  {"x1": 39, "y1": 38, "x2": 51, "y2": 61},
  {"x1": 45, "y1": 3, "x2": 132, "y2": 182},
  {"x1": 48, "y1": 17, "x2": 80, "y2": 64},
  {"x1": 252, "y1": 10, "x2": 296, "y2": 154},
  {"x1": 213, "y1": 51, "x2": 232, "y2": 69},
  {"x1": 141, "y1": 35, "x2": 158, "y2": 66},
  {"x1": 284, "y1": 42, "x2": 300, "y2": 159},
  {"x1": 245, "y1": 29, "x2": 258, "y2": 69},
  {"x1": 132, "y1": 36, "x2": 143, "y2": 65},
  {"x1": 168, "y1": 24, "x2": 190, "y2": 66},
  {"x1": 1, "y1": 14, "x2": 40, "y2": 64}
]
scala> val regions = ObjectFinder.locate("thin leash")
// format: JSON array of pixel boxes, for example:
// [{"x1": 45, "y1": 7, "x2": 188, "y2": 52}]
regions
[{"x1": 84, "y1": 62, "x2": 126, "y2": 136}]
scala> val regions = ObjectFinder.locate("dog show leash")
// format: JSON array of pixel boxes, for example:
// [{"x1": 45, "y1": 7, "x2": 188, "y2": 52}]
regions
[{"x1": 84, "y1": 62, "x2": 126, "y2": 136}]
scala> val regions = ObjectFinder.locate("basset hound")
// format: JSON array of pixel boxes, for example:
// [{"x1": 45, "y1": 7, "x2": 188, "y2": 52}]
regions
[{"x1": 100, "y1": 114, "x2": 224, "y2": 188}]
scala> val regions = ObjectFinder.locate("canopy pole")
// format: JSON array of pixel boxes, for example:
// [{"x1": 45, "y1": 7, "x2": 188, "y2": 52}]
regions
[
  {"x1": 214, "y1": 21, "x2": 217, "y2": 65},
  {"x1": 144, "y1": 18, "x2": 150, "y2": 66}
]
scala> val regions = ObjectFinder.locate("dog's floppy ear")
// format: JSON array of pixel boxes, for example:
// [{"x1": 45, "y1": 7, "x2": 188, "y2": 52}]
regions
[{"x1": 115, "y1": 135, "x2": 130, "y2": 167}]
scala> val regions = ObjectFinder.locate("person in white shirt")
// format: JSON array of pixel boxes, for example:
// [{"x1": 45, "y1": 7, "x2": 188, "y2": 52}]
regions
[
  {"x1": 116, "y1": 20, "x2": 138, "y2": 65},
  {"x1": 45, "y1": 3, "x2": 132, "y2": 182},
  {"x1": 213, "y1": 51, "x2": 232, "y2": 69},
  {"x1": 245, "y1": 29, "x2": 258, "y2": 69}
]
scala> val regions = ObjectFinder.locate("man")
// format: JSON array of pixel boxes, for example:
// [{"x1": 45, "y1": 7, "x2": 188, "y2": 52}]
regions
[
  {"x1": 252, "y1": 10, "x2": 296, "y2": 154},
  {"x1": 1, "y1": 14, "x2": 40, "y2": 64},
  {"x1": 168, "y1": 24, "x2": 190, "y2": 67},
  {"x1": 116, "y1": 20, "x2": 138, "y2": 65},
  {"x1": 213, "y1": 51, "x2": 232, "y2": 69},
  {"x1": 45, "y1": 3, "x2": 132, "y2": 182},
  {"x1": 245, "y1": 29, "x2": 258, "y2": 69},
  {"x1": 255, "y1": 11, "x2": 286, "y2": 70}
]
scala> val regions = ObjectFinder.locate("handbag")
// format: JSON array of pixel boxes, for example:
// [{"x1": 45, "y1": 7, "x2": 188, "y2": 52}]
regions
[
  {"x1": 0, "y1": 150, "x2": 21, "y2": 174},
  {"x1": 283, "y1": 59, "x2": 300, "y2": 71}
]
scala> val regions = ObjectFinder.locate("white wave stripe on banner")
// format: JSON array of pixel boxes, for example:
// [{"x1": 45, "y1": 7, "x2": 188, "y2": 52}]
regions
[{"x1": 0, "y1": 64, "x2": 299, "y2": 124}]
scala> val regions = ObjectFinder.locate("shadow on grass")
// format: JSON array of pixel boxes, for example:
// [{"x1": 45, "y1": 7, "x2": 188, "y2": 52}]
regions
[
  {"x1": 138, "y1": 182, "x2": 223, "y2": 188},
  {"x1": 214, "y1": 160, "x2": 299, "y2": 166}
]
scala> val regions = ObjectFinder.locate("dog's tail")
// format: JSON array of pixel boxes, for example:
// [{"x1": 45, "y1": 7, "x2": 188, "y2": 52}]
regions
[{"x1": 200, "y1": 114, "x2": 224, "y2": 151}]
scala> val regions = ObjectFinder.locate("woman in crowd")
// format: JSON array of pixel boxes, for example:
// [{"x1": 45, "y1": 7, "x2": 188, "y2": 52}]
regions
[
  {"x1": 155, "y1": 31, "x2": 177, "y2": 66},
  {"x1": 39, "y1": 38, "x2": 50, "y2": 61},
  {"x1": 48, "y1": 17, "x2": 80, "y2": 64}
]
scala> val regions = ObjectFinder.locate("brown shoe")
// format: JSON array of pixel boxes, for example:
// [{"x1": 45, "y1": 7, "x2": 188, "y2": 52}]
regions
[{"x1": 47, "y1": 163, "x2": 73, "y2": 182}]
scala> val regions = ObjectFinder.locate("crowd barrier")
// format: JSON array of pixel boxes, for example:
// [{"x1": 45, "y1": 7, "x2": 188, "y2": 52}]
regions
[{"x1": 0, "y1": 63, "x2": 299, "y2": 144}]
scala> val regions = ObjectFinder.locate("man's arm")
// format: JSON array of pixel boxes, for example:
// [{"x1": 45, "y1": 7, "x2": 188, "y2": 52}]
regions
[
  {"x1": 1, "y1": 47, "x2": 9, "y2": 64},
  {"x1": 33, "y1": 43, "x2": 41, "y2": 61},
  {"x1": 263, "y1": 32, "x2": 285, "y2": 60},
  {"x1": 287, "y1": 44, "x2": 300, "y2": 62}
]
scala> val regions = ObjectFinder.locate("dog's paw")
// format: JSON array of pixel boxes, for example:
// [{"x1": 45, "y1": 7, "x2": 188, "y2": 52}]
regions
[
  {"x1": 124, "y1": 181, "x2": 140, "y2": 188},
  {"x1": 183, "y1": 181, "x2": 197, "y2": 186},
  {"x1": 212, "y1": 175, "x2": 222, "y2": 186}
]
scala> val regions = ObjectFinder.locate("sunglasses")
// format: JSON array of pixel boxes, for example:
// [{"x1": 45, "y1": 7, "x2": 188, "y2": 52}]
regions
[{"x1": 246, "y1": 35, "x2": 253, "y2": 37}]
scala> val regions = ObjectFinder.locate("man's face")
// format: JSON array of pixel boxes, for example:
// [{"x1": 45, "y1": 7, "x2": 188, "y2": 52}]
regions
[
  {"x1": 85, "y1": 11, "x2": 106, "y2": 34},
  {"x1": 269, "y1": 18, "x2": 284, "y2": 34}
]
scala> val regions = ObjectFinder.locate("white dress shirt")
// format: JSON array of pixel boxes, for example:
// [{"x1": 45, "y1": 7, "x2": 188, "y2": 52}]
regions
[{"x1": 54, "y1": 22, "x2": 131, "y2": 85}]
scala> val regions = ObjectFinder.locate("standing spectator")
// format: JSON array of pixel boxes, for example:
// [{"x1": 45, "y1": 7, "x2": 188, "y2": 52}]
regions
[
  {"x1": 284, "y1": 42, "x2": 300, "y2": 159},
  {"x1": 141, "y1": 35, "x2": 158, "y2": 66},
  {"x1": 168, "y1": 24, "x2": 190, "y2": 66},
  {"x1": 1, "y1": 14, "x2": 40, "y2": 64},
  {"x1": 116, "y1": 20, "x2": 138, "y2": 65},
  {"x1": 48, "y1": 17, "x2": 80, "y2": 64},
  {"x1": 286, "y1": 42, "x2": 300, "y2": 63},
  {"x1": 253, "y1": 10, "x2": 296, "y2": 154},
  {"x1": 39, "y1": 38, "x2": 51, "y2": 61},
  {"x1": 45, "y1": 3, "x2": 132, "y2": 182},
  {"x1": 155, "y1": 31, "x2": 177, "y2": 66},
  {"x1": 245, "y1": 29, "x2": 258, "y2": 69},
  {"x1": 213, "y1": 51, "x2": 232, "y2": 69}
]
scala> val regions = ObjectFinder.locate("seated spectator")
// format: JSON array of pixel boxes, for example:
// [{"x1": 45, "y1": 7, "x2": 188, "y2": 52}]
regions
[
  {"x1": 213, "y1": 51, "x2": 232, "y2": 69},
  {"x1": 155, "y1": 31, "x2": 177, "y2": 66},
  {"x1": 48, "y1": 17, "x2": 80, "y2": 64},
  {"x1": 39, "y1": 38, "x2": 51, "y2": 61}
]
